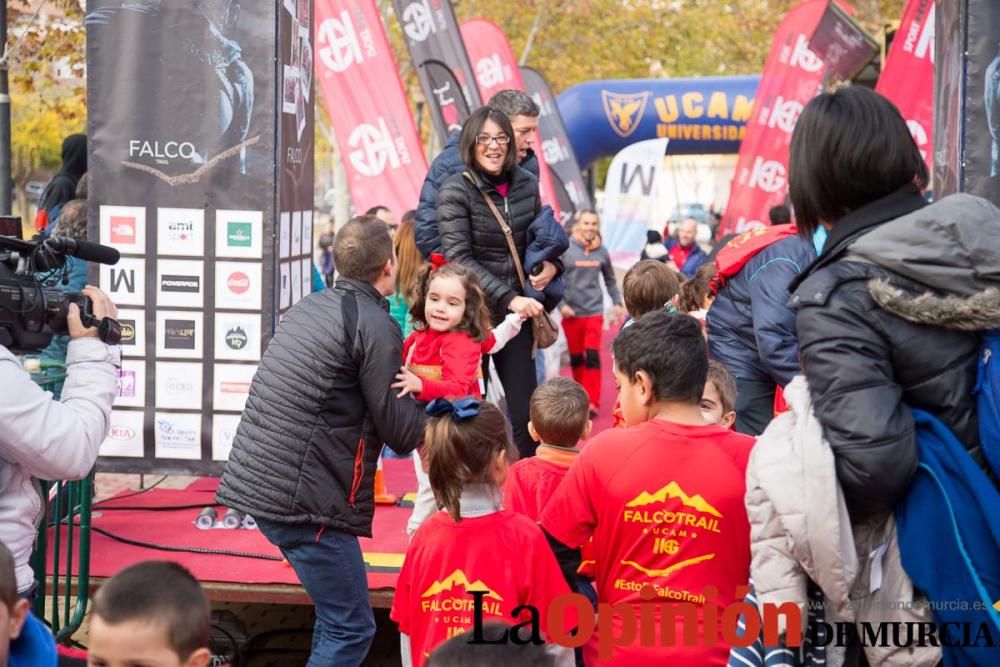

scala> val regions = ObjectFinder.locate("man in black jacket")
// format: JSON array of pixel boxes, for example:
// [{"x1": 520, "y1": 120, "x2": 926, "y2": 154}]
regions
[{"x1": 216, "y1": 216, "x2": 425, "y2": 667}]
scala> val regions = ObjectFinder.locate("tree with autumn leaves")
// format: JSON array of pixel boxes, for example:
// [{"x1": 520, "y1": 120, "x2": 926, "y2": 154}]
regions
[{"x1": 6, "y1": 0, "x2": 85, "y2": 223}]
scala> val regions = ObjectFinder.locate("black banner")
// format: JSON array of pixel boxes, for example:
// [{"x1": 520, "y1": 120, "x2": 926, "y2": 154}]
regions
[
  {"x1": 392, "y1": 0, "x2": 481, "y2": 142},
  {"x1": 86, "y1": 0, "x2": 313, "y2": 474},
  {"x1": 521, "y1": 66, "x2": 592, "y2": 222},
  {"x1": 807, "y1": 1, "x2": 878, "y2": 81},
  {"x1": 934, "y1": 0, "x2": 1000, "y2": 206}
]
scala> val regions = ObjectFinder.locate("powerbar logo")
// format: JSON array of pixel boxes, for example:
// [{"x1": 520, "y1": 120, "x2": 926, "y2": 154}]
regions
[
  {"x1": 161, "y1": 275, "x2": 200, "y2": 292},
  {"x1": 221, "y1": 382, "x2": 250, "y2": 394}
]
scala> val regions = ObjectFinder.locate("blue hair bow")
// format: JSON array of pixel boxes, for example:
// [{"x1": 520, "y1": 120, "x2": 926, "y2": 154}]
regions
[{"x1": 425, "y1": 397, "x2": 480, "y2": 423}]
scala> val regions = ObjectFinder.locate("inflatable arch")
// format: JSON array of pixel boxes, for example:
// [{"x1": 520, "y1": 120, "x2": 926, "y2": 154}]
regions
[{"x1": 557, "y1": 76, "x2": 761, "y2": 167}]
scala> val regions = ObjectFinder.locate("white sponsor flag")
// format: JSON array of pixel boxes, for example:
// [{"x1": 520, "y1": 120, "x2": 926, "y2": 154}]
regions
[{"x1": 601, "y1": 138, "x2": 669, "y2": 268}]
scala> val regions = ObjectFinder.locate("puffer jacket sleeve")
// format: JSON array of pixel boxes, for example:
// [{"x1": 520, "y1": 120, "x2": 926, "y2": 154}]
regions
[
  {"x1": 437, "y1": 177, "x2": 518, "y2": 313},
  {"x1": 415, "y1": 134, "x2": 463, "y2": 258},
  {"x1": 0, "y1": 338, "x2": 119, "y2": 480},
  {"x1": 358, "y1": 312, "x2": 426, "y2": 456},
  {"x1": 745, "y1": 456, "x2": 806, "y2": 638},
  {"x1": 795, "y1": 288, "x2": 917, "y2": 518},
  {"x1": 748, "y1": 258, "x2": 804, "y2": 387}
]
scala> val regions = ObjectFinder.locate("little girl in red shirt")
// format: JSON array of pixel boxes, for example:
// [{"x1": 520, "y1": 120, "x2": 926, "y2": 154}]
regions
[
  {"x1": 391, "y1": 262, "x2": 523, "y2": 535},
  {"x1": 391, "y1": 399, "x2": 572, "y2": 667},
  {"x1": 392, "y1": 262, "x2": 522, "y2": 401}
]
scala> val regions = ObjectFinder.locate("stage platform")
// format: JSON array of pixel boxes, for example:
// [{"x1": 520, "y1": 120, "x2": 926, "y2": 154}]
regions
[
  {"x1": 47, "y1": 457, "x2": 418, "y2": 608},
  {"x1": 48, "y1": 328, "x2": 619, "y2": 610}
]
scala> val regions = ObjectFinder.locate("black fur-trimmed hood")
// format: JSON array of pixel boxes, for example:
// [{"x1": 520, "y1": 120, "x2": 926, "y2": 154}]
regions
[
  {"x1": 868, "y1": 280, "x2": 1000, "y2": 332},
  {"x1": 846, "y1": 193, "x2": 1000, "y2": 331}
]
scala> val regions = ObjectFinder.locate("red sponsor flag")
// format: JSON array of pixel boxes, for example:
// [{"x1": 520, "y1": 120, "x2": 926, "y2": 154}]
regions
[
  {"x1": 315, "y1": 0, "x2": 428, "y2": 215},
  {"x1": 460, "y1": 18, "x2": 562, "y2": 220},
  {"x1": 719, "y1": 0, "x2": 831, "y2": 237},
  {"x1": 875, "y1": 0, "x2": 934, "y2": 174}
]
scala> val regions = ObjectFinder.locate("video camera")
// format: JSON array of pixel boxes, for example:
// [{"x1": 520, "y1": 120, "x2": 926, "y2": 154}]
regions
[{"x1": 0, "y1": 217, "x2": 122, "y2": 353}]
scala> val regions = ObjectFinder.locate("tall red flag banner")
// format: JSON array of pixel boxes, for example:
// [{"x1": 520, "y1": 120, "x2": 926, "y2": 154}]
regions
[
  {"x1": 393, "y1": 0, "x2": 481, "y2": 144},
  {"x1": 719, "y1": 0, "x2": 830, "y2": 237},
  {"x1": 460, "y1": 19, "x2": 561, "y2": 219},
  {"x1": 315, "y1": 0, "x2": 428, "y2": 216},
  {"x1": 876, "y1": 0, "x2": 934, "y2": 175}
]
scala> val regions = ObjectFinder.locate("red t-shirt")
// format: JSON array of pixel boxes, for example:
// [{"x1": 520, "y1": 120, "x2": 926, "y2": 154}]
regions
[
  {"x1": 403, "y1": 329, "x2": 487, "y2": 400},
  {"x1": 391, "y1": 509, "x2": 571, "y2": 666},
  {"x1": 540, "y1": 419, "x2": 754, "y2": 666},
  {"x1": 504, "y1": 445, "x2": 597, "y2": 576},
  {"x1": 503, "y1": 445, "x2": 579, "y2": 521}
]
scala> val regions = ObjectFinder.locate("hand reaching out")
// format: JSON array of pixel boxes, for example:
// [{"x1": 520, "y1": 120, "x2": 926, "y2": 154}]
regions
[{"x1": 392, "y1": 366, "x2": 423, "y2": 398}]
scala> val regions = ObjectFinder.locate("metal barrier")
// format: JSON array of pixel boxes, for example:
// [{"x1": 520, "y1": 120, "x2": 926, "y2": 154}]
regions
[{"x1": 28, "y1": 359, "x2": 93, "y2": 642}]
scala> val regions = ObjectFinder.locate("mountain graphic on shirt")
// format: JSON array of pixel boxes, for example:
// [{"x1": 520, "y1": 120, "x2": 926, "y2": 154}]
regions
[
  {"x1": 625, "y1": 481, "x2": 722, "y2": 518},
  {"x1": 421, "y1": 569, "x2": 504, "y2": 601}
]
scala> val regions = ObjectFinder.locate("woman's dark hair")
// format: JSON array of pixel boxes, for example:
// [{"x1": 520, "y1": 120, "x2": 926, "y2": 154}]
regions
[
  {"x1": 425, "y1": 402, "x2": 517, "y2": 521},
  {"x1": 789, "y1": 86, "x2": 927, "y2": 236},
  {"x1": 409, "y1": 262, "x2": 492, "y2": 343},
  {"x1": 459, "y1": 107, "x2": 517, "y2": 176}
]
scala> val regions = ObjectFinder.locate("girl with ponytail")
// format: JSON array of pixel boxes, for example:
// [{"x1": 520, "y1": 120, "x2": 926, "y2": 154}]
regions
[{"x1": 390, "y1": 399, "x2": 571, "y2": 667}]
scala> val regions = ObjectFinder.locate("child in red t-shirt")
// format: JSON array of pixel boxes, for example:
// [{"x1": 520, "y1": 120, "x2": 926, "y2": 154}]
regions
[
  {"x1": 541, "y1": 312, "x2": 755, "y2": 666},
  {"x1": 391, "y1": 399, "x2": 572, "y2": 667},
  {"x1": 391, "y1": 262, "x2": 523, "y2": 536},
  {"x1": 503, "y1": 377, "x2": 592, "y2": 521}
]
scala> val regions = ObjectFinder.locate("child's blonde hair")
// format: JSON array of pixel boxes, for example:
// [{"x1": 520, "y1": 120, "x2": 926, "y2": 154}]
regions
[{"x1": 425, "y1": 401, "x2": 518, "y2": 520}]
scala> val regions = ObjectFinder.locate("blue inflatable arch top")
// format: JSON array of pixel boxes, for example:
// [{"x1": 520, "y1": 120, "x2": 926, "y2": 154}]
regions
[{"x1": 557, "y1": 75, "x2": 761, "y2": 167}]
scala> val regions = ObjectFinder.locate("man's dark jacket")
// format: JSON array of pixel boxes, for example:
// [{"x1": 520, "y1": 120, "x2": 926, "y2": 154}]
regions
[
  {"x1": 415, "y1": 131, "x2": 539, "y2": 258},
  {"x1": 436, "y1": 166, "x2": 547, "y2": 321},
  {"x1": 790, "y1": 185, "x2": 999, "y2": 518},
  {"x1": 216, "y1": 279, "x2": 426, "y2": 536},
  {"x1": 707, "y1": 233, "x2": 816, "y2": 386}
]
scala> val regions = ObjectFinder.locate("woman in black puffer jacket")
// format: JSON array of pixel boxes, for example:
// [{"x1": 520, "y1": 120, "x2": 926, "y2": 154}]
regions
[
  {"x1": 788, "y1": 86, "x2": 1000, "y2": 523},
  {"x1": 436, "y1": 107, "x2": 549, "y2": 458}
]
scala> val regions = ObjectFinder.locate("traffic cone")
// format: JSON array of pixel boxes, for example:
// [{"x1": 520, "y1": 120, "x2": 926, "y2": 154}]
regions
[{"x1": 374, "y1": 453, "x2": 397, "y2": 505}]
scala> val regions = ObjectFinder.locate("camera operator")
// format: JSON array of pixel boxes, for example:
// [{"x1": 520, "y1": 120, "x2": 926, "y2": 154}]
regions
[{"x1": 0, "y1": 285, "x2": 119, "y2": 598}]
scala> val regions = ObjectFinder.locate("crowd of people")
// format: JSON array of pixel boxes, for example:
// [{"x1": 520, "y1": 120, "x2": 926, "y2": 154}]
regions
[
  {"x1": 2, "y1": 84, "x2": 998, "y2": 667},
  {"x1": 214, "y1": 84, "x2": 1000, "y2": 667}
]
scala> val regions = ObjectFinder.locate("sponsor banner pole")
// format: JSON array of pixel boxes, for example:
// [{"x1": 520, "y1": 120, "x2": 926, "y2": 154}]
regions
[
  {"x1": 87, "y1": 0, "x2": 312, "y2": 474},
  {"x1": 392, "y1": 0, "x2": 482, "y2": 144},
  {"x1": 315, "y1": 0, "x2": 428, "y2": 215},
  {"x1": 719, "y1": 0, "x2": 831, "y2": 237},
  {"x1": 601, "y1": 138, "x2": 669, "y2": 268},
  {"x1": 521, "y1": 66, "x2": 594, "y2": 221},
  {"x1": 459, "y1": 19, "x2": 561, "y2": 220},
  {"x1": 876, "y1": 0, "x2": 934, "y2": 177}
]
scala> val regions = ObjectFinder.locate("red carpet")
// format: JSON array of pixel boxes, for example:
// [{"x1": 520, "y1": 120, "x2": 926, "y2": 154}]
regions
[{"x1": 48, "y1": 458, "x2": 417, "y2": 593}]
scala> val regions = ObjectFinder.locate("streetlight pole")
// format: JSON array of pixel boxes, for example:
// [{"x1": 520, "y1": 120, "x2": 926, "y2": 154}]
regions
[{"x1": 0, "y1": 0, "x2": 12, "y2": 216}]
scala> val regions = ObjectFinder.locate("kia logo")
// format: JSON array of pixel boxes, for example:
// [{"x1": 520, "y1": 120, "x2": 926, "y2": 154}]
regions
[
  {"x1": 110, "y1": 426, "x2": 136, "y2": 440},
  {"x1": 228, "y1": 272, "x2": 250, "y2": 294}
]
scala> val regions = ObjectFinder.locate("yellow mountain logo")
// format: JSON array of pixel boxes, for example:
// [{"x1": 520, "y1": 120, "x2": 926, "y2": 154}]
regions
[
  {"x1": 626, "y1": 481, "x2": 722, "y2": 518},
  {"x1": 602, "y1": 90, "x2": 650, "y2": 138},
  {"x1": 421, "y1": 569, "x2": 503, "y2": 601}
]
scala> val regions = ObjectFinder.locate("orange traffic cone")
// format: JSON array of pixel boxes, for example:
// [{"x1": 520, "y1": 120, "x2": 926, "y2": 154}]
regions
[{"x1": 374, "y1": 454, "x2": 397, "y2": 505}]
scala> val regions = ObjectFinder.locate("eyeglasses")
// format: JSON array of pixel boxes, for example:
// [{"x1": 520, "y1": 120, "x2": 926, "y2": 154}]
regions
[{"x1": 475, "y1": 134, "x2": 510, "y2": 146}]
